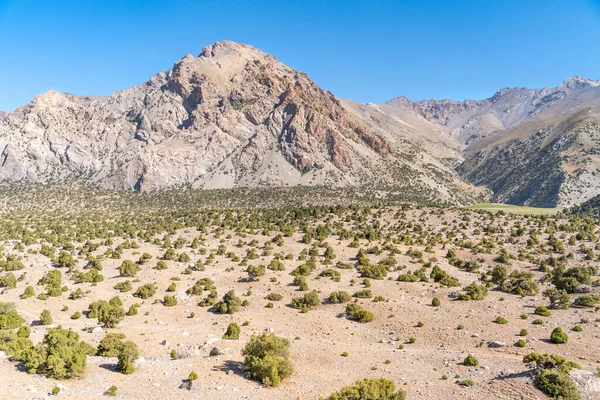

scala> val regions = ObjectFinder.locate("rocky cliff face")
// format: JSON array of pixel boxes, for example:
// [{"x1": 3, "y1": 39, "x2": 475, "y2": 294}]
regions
[{"x1": 0, "y1": 41, "x2": 471, "y2": 205}]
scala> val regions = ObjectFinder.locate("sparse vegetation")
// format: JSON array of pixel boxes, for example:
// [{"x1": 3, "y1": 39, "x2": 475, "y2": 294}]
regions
[{"x1": 0, "y1": 191, "x2": 595, "y2": 398}]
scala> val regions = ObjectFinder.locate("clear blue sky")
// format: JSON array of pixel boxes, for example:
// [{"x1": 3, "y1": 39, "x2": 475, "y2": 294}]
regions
[{"x1": 1, "y1": 0, "x2": 599, "y2": 111}]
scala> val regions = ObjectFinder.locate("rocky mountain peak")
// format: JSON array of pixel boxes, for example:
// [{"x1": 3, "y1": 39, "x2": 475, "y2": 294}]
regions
[
  {"x1": 199, "y1": 40, "x2": 264, "y2": 59},
  {"x1": 561, "y1": 76, "x2": 600, "y2": 89},
  {"x1": 1, "y1": 40, "x2": 598, "y2": 208},
  {"x1": 0, "y1": 41, "x2": 453, "y2": 200}
]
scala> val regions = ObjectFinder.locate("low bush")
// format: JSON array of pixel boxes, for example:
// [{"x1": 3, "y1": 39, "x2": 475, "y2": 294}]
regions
[
  {"x1": 223, "y1": 323, "x2": 240, "y2": 340},
  {"x1": 319, "y1": 378, "x2": 406, "y2": 400},
  {"x1": 211, "y1": 290, "x2": 242, "y2": 314},
  {"x1": 242, "y1": 332, "x2": 294, "y2": 386},
  {"x1": 327, "y1": 291, "x2": 351, "y2": 304},
  {"x1": 463, "y1": 354, "x2": 479, "y2": 366},
  {"x1": 550, "y1": 327, "x2": 568, "y2": 344},
  {"x1": 346, "y1": 303, "x2": 374, "y2": 323}
]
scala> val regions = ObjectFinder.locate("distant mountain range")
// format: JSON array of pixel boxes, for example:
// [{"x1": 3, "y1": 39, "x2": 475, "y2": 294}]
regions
[{"x1": 1, "y1": 40, "x2": 599, "y2": 207}]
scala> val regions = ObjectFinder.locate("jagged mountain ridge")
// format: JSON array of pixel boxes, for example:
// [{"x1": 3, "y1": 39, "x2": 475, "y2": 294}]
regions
[
  {"x1": 0, "y1": 41, "x2": 471, "y2": 205},
  {"x1": 385, "y1": 77, "x2": 600, "y2": 145}
]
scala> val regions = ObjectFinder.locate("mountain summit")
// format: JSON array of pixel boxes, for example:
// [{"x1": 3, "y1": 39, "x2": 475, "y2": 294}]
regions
[
  {"x1": 0, "y1": 41, "x2": 468, "y2": 204},
  {"x1": 1, "y1": 41, "x2": 600, "y2": 207}
]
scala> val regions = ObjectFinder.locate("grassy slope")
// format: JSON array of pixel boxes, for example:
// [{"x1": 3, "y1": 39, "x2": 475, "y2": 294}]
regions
[{"x1": 466, "y1": 202, "x2": 559, "y2": 215}]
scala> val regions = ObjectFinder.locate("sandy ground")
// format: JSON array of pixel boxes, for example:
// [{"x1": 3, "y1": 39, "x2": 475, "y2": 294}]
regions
[{"x1": 0, "y1": 207, "x2": 598, "y2": 399}]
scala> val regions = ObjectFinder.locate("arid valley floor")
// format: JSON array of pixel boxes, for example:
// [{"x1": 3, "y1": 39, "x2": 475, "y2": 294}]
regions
[{"x1": 0, "y1": 188, "x2": 597, "y2": 399}]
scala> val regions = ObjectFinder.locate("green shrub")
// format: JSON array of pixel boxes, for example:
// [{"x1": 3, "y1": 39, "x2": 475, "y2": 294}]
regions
[
  {"x1": 0, "y1": 303, "x2": 25, "y2": 330},
  {"x1": 430, "y1": 265, "x2": 460, "y2": 287},
  {"x1": 38, "y1": 270, "x2": 63, "y2": 296},
  {"x1": 163, "y1": 296, "x2": 177, "y2": 307},
  {"x1": 523, "y1": 352, "x2": 580, "y2": 372},
  {"x1": 21, "y1": 326, "x2": 95, "y2": 379},
  {"x1": 550, "y1": 265, "x2": 597, "y2": 293},
  {"x1": 463, "y1": 354, "x2": 479, "y2": 366},
  {"x1": 573, "y1": 295, "x2": 600, "y2": 307},
  {"x1": 346, "y1": 303, "x2": 374, "y2": 323},
  {"x1": 265, "y1": 293, "x2": 283, "y2": 301},
  {"x1": 97, "y1": 333, "x2": 126, "y2": 357},
  {"x1": 57, "y1": 251, "x2": 75, "y2": 269},
  {"x1": 524, "y1": 351, "x2": 583, "y2": 398},
  {"x1": 21, "y1": 286, "x2": 35, "y2": 299},
  {"x1": 211, "y1": 290, "x2": 242, "y2": 314},
  {"x1": 545, "y1": 288, "x2": 571, "y2": 309},
  {"x1": 72, "y1": 268, "x2": 104, "y2": 284},
  {"x1": 550, "y1": 327, "x2": 568, "y2": 344},
  {"x1": 126, "y1": 304, "x2": 138, "y2": 316},
  {"x1": 318, "y1": 268, "x2": 339, "y2": 279},
  {"x1": 40, "y1": 309, "x2": 53, "y2": 325},
  {"x1": 246, "y1": 264, "x2": 266, "y2": 281},
  {"x1": 358, "y1": 264, "x2": 387, "y2": 279},
  {"x1": 104, "y1": 385, "x2": 118, "y2": 396},
  {"x1": 223, "y1": 323, "x2": 240, "y2": 340},
  {"x1": 457, "y1": 283, "x2": 488, "y2": 300},
  {"x1": 353, "y1": 289, "x2": 372, "y2": 299},
  {"x1": 12, "y1": 323, "x2": 29, "y2": 338},
  {"x1": 268, "y1": 260, "x2": 285, "y2": 271},
  {"x1": 431, "y1": 297, "x2": 441, "y2": 307},
  {"x1": 116, "y1": 341, "x2": 139, "y2": 375},
  {"x1": 242, "y1": 332, "x2": 294, "y2": 386},
  {"x1": 69, "y1": 288, "x2": 85, "y2": 300},
  {"x1": 319, "y1": 378, "x2": 406, "y2": 400},
  {"x1": 119, "y1": 260, "x2": 140, "y2": 277},
  {"x1": 534, "y1": 306, "x2": 551, "y2": 317},
  {"x1": 134, "y1": 284, "x2": 156, "y2": 299},
  {"x1": 499, "y1": 271, "x2": 538, "y2": 296},
  {"x1": 87, "y1": 300, "x2": 125, "y2": 328},
  {"x1": 516, "y1": 339, "x2": 526, "y2": 347},
  {"x1": 154, "y1": 261, "x2": 168, "y2": 270},
  {"x1": 493, "y1": 316, "x2": 508, "y2": 324},
  {"x1": 186, "y1": 278, "x2": 215, "y2": 296},
  {"x1": 537, "y1": 369, "x2": 580, "y2": 400},
  {"x1": 290, "y1": 290, "x2": 320, "y2": 310}
]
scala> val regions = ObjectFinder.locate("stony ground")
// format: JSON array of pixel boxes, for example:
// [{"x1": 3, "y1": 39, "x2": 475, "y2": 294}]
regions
[{"x1": 0, "y1": 206, "x2": 598, "y2": 399}]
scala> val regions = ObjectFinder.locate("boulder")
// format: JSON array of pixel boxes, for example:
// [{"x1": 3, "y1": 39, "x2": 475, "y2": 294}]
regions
[
  {"x1": 570, "y1": 369, "x2": 600, "y2": 392},
  {"x1": 210, "y1": 347, "x2": 225, "y2": 357},
  {"x1": 574, "y1": 285, "x2": 592, "y2": 293},
  {"x1": 179, "y1": 380, "x2": 201, "y2": 391}
]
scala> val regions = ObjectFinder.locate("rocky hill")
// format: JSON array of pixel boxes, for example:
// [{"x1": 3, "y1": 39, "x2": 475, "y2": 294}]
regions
[
  {"x1": 360, "y1": 77, "x2": 600, "y2": 207},
  {"x1": 1, "y1": 40, "x2": 600, "y2": 207}
]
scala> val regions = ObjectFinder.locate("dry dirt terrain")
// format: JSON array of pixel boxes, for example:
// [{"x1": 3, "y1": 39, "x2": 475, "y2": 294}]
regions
[{"x1": 0, "y1": 199, "x2": 598, "y2": 399}]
